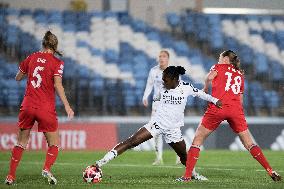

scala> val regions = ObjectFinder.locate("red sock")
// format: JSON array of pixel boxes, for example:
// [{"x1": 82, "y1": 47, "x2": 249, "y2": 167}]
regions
[
  {"x1": 43, "y1": 145, "x2": 59, "y2": 171},
  {"x1": 249, "y1": 145, "x2": 272, "y2": 173},
  {"x1": 184, "y1": 145, "x2": 200, "y2": 178},
  {"x1": 8, "y1": 145, "x2": 25, "y2": 178}
]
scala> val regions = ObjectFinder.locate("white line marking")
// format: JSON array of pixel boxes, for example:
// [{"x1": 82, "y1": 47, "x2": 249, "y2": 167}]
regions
[{"x1": 0, "y1": 161, "x2": 282, "y2": 173}]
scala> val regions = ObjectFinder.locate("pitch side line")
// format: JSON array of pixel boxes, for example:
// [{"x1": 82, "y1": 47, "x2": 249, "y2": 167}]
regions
[{"x1": 0, "y1": 161, "x2": 282, "y2": 173}]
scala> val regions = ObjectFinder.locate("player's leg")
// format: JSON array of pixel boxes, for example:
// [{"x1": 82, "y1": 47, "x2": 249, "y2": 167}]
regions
[
  {"x1": 38, "y1": 110, "x2": 59, "y2": 185},
  {"x1": 6, "y1": 108, "x2": 35, "y2": 185},
  {"x1": 96, "y1": 127, "x2": 153, "y2": 167},
  {"x1": 42, "y1": 131, "x2": 59, "y2": 185},
  {"x1": 151, "y1": 101, "x2": 163, "y2": 165},
  {"x1": 179, "y1": 108, "x2": 223, "y2": 181},
  {"x1": 169, "y1": 139, "x2": 208, "y2": 181},
  {"x1": 168, "y1": 139, "x2": 187, "y2": 166},
  {"x1": 183, "y1": 124, "x2": 213, "y2": 179},
  {"x1": 238, "y1": 129, "x2": 281, "y2": 181},
  {"x1": 5, "y1": 128, "x2": 31, "y2": 185},
  {"x1": 152, "y1": 134, "x2": 163, "y2": 165},
  {"x1": 176, "y1": 135, "x2": 188, "y2": 164},
  {"x1": 43, "y1": 131, "x2": 60, "y2": 171},
  {"x1": 228, "y1": 111, "x2": 281, "y2": 182}
]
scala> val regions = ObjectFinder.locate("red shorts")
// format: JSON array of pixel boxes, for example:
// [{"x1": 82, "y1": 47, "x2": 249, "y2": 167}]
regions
[
  {"x1": 201, "y1": 104, "x2": 248, "y2": 133},
  {"x1": 18, "y1": 107, "x2": 58, "y2": 132}
]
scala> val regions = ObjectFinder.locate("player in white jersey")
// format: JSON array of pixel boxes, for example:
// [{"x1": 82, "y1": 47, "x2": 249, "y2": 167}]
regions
[
  {"x1": 92, "y1": 66, "x2": 222, "y2": 180},
  {"x1": 143, "y1": 50, "x2": 168, "y2": 165}
]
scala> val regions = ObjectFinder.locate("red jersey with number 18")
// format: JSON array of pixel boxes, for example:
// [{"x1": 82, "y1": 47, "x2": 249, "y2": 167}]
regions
[
  {"x1": 19, "y1": 52, "x2": 64, "y2": 112},
  {"x1": 210, "y1": 64, "x2": 244, "y2": 106}
]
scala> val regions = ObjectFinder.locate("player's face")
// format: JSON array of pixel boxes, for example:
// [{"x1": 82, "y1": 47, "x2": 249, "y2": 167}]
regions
[
  {"x1": 218, "y1": 53, "x2": 229, "y2": 64},
  {"x1": 159, "y1": 52, "x2": 169, "y2": 69},
  {"x1": 162, "y1": 73, "x2": 177, "y2": 89}
]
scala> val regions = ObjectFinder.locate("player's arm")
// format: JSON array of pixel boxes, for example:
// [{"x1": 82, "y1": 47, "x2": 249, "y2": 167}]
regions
[
  {"x1": 142, "y1": 70, "x2": 154, "y2": 107},
  {"x1": 54, "y1": 76, "x2": 74, "y2": 119},
  {"x1": 187, "y1": 83, "x2": 222, "y2": 108},
  {"x1": 16, "y1": 55, "x2": 30, "y2": 81},
  {"x1": 15, "y1": 70, "x2": 26, "y2": 81},
  {"x1": 203, "y1": 70, "x2": 217, "y2": 93}
]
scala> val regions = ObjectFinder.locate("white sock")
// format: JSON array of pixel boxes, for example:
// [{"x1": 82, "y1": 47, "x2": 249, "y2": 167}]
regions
[
  {"x1": 154, "y1": 134, "x2": 163, "y2": 160},
  {"x1": 96, "y1": 150, "x2": 117, "y2": 167}
]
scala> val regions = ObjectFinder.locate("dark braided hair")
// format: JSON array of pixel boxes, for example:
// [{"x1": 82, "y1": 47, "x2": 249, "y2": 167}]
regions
[
  {"x1": 42, "y1": 31, "x2": 62, "y2": 56},
  {"x1": 163, "y1": 66, "x2": 186, "y2": 80}
]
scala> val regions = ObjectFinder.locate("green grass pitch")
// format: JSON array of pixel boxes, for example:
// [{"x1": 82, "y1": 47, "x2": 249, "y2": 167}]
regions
[{"x1": 0, "y1": 150, "x2": 283, "y2": 189}]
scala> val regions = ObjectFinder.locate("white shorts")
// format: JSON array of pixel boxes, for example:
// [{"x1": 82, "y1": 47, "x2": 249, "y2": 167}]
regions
[{"x1": 143, "y1": 121, "x2": 184, "y2": 144}]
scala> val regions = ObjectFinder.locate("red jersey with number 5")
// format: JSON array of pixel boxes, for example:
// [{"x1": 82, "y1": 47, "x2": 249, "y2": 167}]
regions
[
  {"x1": 19, "y1": 52, "x2": 64, "y2": 112},
  {"x1": 210, "y1": 64, "x2": 244, "y2": 106}
]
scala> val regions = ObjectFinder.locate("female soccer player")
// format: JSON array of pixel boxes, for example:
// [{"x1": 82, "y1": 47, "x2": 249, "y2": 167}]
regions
[
  {"x1": 5, "y1": 31, "x2": 74, "y2": 185},
  {"x1": 177, "y1": 50, "x2": 281, "y2": 182},
  {"x1": 93, "y1": 66, "x2": 222, "y2": 178},
  {"x1": 143, "y1": 50, "x2": 169, "y2": 165}
]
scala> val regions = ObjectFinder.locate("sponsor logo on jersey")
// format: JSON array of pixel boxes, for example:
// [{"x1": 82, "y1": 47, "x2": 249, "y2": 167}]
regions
[{"x1": 162, "y1": 94, "x2": 185, "y2": 105}]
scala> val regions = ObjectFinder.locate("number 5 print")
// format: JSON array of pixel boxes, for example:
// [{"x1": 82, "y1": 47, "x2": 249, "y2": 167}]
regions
[{"x1": 31, "y1": 66, "x2": 44, "y2": 88}]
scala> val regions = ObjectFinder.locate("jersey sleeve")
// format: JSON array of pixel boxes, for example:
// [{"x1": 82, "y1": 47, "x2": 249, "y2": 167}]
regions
[
  {"x1": 210, "y1": 64, "x2": 219, "y2": 73},
  {"x1": 143, "y1": 69, "x2": 154, "y2": 101},
  {"x1": 19, "y1": 55, "x2": 32, "y2": 74},
  {"x1": 185, "y1": 83, "x2": 219, "y2": 105},
  {"x1": 54, "y1": 61, "x2": 64, "y2": 77}
]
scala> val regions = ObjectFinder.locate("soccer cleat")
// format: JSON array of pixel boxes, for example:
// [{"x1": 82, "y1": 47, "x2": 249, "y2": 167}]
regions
[
  {"x1": 269, "y1": 171, "x2": 281, "y2": 182},
  {"x1": 5, "y1": 175, "x2": 15, "y2": 185},
  {"x1": 191, "y1": 172, "x2": 209, "y2": 181},
  {"x1": 152, "y1": 158, "x2": 164, "y2": 165},
  {"x1": 42, "y1": 170, "x2": 57, "y2": 185},
  {"x1": 175, "y1": 177, "x2": 191, "y2": 182},
  {"x1": 93, "y1": 163, "x2": 101, "y2": 170}
]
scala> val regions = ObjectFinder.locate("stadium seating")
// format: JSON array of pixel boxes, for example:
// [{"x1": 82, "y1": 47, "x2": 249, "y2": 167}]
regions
[
  {"x1": 0, "y1": 7, "x2": 283, "y2": 115},
  {"x1": 166, "y1": 11, "x2": 284, "y2": 115}
]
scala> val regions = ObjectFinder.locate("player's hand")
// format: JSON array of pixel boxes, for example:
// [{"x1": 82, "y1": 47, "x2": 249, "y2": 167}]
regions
[
  {"x1": 65, "y1": 106, "x2": 74, "y2": 120},
  {"x1": 216, "y1": 100, "x2": 222, "y2": 108},
  {"x1": 143, "y1": 99, "x2": 148, "y2": 107},
  {"x1": 202, "y1": 88, "x2": 208, "y2": 93}
]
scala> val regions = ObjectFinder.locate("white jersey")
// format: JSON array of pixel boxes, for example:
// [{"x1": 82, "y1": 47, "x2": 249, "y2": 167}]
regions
[
  {"x1": 152, "y1": 80, "x2": 219, "y2": 129},
  {"x1": 143, "y1": 65, "x2": 163, "y2": 101}
]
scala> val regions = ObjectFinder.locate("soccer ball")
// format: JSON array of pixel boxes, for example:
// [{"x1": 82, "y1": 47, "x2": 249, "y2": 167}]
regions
[{"x1": 83, "y1": 165, "x2": 103, "y2": 183}]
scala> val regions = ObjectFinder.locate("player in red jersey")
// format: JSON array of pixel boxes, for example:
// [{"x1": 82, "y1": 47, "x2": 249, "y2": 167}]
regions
[
  {"x1": 177, "y1": 50, "x2": 281, "y2": 182},
  {"x1": 5, "y1": 31, "x2": 74, "y2": 185}
]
